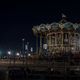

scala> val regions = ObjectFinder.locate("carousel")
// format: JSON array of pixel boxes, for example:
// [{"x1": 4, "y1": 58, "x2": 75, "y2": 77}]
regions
[{"x1": 32, "y1": 15, "x2": 80, "y2": 55}]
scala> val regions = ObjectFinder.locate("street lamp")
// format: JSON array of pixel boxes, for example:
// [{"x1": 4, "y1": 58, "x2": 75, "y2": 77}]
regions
[
  {"x1": 7, "y1": 51, "x2": 12, "y2": 64},
  {"x1": 25, "y1": 42, "x2": 29, "y2": 66},
  {"x1": 22, "y1": 38, "x2": 25, "y2": 64},
  {"x1": 16, "y1": 52, "x2": 20, "y2": 56},
  {"x1": 16, "y1": 52, "x2": 20, "y2": 63},
  {"x1": 28, "y1": 53, "x2": 31, "y2": 57}
]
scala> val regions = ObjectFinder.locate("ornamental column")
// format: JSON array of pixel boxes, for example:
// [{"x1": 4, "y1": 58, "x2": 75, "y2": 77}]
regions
[
  {"x1": 69, "y1": 32, "x2": 71, "y2": 52},
  {"x1": 55, "y1": 33, "x2": 57, "y2": 53},
  {"x1": 39, "y1": 33, "x2": 43, "y2": 54},
  {"x1": 36, "y1": 34, "x2": 39, "y2": 54},
  {"x1": 61, "y1": 31, "x2": 64, "y2": 53}
]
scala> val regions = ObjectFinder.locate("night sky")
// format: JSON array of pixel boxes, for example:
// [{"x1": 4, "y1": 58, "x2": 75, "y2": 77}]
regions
[{"x1": 0, "y1": 1, "x2": 80, "y2": 51}]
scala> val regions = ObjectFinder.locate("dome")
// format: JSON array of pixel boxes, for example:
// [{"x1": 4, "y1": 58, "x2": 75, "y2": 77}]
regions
[
  {"x1": 36, "y1": 26, "x2": 41, "y2": 31},
  {"x1": 75, "y1": 24, "x2": 80, "y2": 33},
  {"x1": 73, "y1": 23, "x2": 79, "y2": 30},
  {"x1": 33, "y1": 18, "x2": 80, "y2": 33},
  {"x1": 32, "y1": 26, "x2": 38, "y2": 34},
  {"x1": 45, "y1": 24, "x2": 51, "y2": 30},
  {"x1": 39, "y1": 24, "x2": 46, "y2": 32},
  {"x1": 50, "y1": 23, "x2": 60, "y2": 30},
  {"x1": 63, "y1": 22, "x2": 74, "y2": 30}
]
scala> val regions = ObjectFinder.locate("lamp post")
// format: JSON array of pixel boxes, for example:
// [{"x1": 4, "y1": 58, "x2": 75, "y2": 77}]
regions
[
  {"x1": 13, "y1": 51, "x2": 15, "y2": 65},
  {"x1": 16, "y1": 52, "x2": 20, "y2": 62},
  {"x1": 25, "y1": 42, "x2": 29, "y2": 66},
  {"x1": 22, "y1": 38, "x2": 25, "y2": 64},
  {"x1": 16, "y1": 52, "x2": 20, "y2": 56},
  {"x1": 8, "y1": 51, "x2": 11, "y2": 64}
]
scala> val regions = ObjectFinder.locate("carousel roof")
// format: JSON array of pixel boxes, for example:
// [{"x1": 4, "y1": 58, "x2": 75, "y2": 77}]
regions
[{"x1": 32, "y1": 18, "x2": 80, "y2": 33}]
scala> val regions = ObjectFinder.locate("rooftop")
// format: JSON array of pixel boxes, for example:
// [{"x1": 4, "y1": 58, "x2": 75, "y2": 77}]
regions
[{"x1": 32, "y1": 15, "x2": 80, "y2": 33}]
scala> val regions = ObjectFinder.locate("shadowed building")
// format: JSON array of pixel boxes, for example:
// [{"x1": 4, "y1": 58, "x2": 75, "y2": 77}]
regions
[{"x1": 32, "y1": 15, "x2": 80, "y2": 55}]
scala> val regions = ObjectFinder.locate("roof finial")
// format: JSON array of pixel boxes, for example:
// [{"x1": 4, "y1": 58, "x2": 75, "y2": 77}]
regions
[
  {"x1": 59, "y1": 13, "x2": 67, "y2": 23},
  {"x1": 62, "y1": 13, "x2": 66, "y2": 18}
]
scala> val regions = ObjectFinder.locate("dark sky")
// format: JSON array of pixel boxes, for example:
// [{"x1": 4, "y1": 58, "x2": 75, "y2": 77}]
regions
[{"x1": 0, "y1": 1, "x2": 80, "y2": 51}]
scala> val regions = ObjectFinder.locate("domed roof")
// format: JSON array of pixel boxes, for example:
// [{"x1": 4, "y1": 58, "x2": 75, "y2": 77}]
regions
[
  {"x1": 32, "y1": 16, "x2": 80, "y2": 34},
  {"x1": 32, "y1": 26, "x2": 38, "y2": 34},
  {"x1": 75, "y1": 24, "x2": 80, "y2": 33},
  {"x1": 50, "y1": 23, "x2": 60, "y2": 30},
  {"x1": 63, "y1": 22, "x2": 74, "y2": 30},
  {"x1": 45, "y1": 24, "x2": 51, "y2": 30},
  {"x1": 39, "y1": 24, "x2": 46, "y2": 32},
  {"x1": 73, "y1": 23, "x2": 79, "y2": 29},
  {"x1": 36, "y1": 26, "x2": 41, "y2": 31},
  {"x1": 33, "y1": 24, "x2": 47, "y2": 33}
]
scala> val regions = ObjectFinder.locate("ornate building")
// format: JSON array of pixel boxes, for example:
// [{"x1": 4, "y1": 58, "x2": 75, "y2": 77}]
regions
[{"x1": 32, "y1": 15, "x2": 80, "y2": 55}]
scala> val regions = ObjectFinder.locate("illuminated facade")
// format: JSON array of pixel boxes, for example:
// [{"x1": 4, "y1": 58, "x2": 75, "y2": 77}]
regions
[{"x1": 32, "y1": 16, "x2": 80, "y2": 54}]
